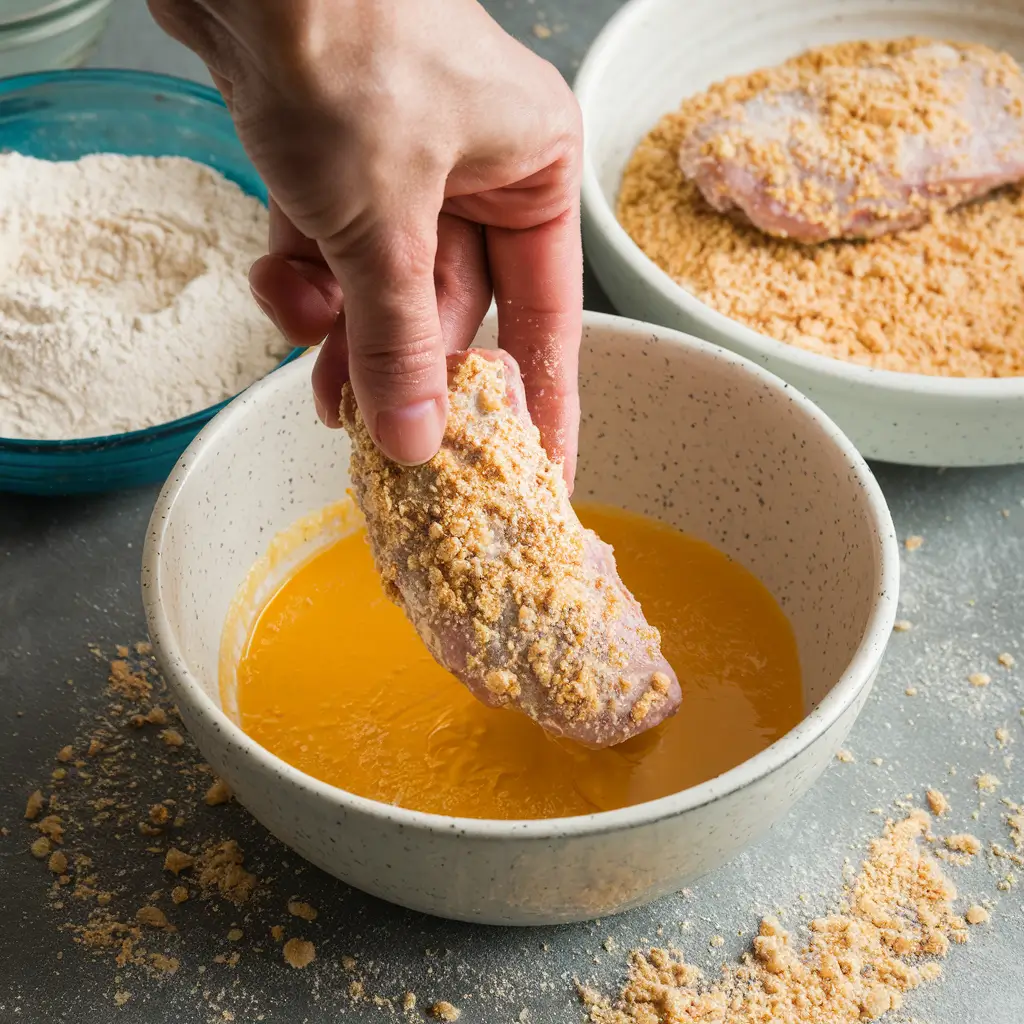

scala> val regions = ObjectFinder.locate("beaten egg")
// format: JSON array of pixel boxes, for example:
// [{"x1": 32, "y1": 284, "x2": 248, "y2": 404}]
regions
[{"x1": 230, "y1": 504, "x2": 803, "y2": 820}]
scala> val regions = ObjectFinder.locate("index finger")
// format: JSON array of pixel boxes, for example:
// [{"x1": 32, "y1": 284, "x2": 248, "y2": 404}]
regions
[{"x1": 485, "y1": 208, "x2": 582, "y2": 491}]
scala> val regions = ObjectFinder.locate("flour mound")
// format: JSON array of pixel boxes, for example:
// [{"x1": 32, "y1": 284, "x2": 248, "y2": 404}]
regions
[{"x1": 0, "y1": 153, "x2": 286, "y2": 440}]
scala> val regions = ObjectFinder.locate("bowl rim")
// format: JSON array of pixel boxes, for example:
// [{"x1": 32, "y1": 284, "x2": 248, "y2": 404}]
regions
[
  {"x1": 143, "y1": 310, "x2": 900, "y2": 841},
  {"x1": 574, "y1": 0, "x2": 1024, "y2": 400},
  {"x1": 0, "y1": 67, "x2": 299, "y2": 451},
  {"x1": 0, "y1": 0, "x2": 111, "y2": 32}
]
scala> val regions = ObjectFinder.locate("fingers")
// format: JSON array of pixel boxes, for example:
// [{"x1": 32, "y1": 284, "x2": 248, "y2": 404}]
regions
[
  {"x1": 249, "y1": 255, "x2": 341, "y2": 346},
  {"x1": 249, "y1": 200, "x2": 343, "y2": 347},
  {"x1": 318, "y1": 208, "x2": 450, "y2": 465},
  {"x1": 486, "y1": 207, "x2": 583, "y2": 490},
  {"x1": 434, "y1": 213, "x2": 492, "y2": 353},
  {"x1": 311, "y1": 212, "x2": 492, "y2": 436}
]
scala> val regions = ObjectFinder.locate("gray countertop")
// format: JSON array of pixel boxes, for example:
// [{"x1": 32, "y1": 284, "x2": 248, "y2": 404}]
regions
[{"x1": 2, "y1": 3, "x2": 1022, "y2": 1021}]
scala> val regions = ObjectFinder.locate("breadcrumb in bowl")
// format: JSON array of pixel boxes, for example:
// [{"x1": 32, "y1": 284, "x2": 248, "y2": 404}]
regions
[{"x1": 577, "y1": 0, "x2": 1024, "y2": 466}]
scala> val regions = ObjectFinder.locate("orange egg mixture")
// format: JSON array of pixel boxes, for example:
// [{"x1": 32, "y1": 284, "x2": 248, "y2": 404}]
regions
[{"x1": 233, "y1": 504, "x2": 803, "y2": 820}]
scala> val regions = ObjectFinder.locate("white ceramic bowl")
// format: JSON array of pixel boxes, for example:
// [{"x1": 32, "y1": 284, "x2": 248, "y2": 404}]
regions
[
  {"x1": 576, "y1": 0, "x2": 1024, "y2": 467},
  {"x1": 142, "y1": 313, "x2": 898, "y2": 926}
]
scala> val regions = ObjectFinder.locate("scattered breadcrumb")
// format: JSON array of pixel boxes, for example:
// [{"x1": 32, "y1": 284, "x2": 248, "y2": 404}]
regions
[
  {"x1": 227, "y1": 928, "x2": 243, "y2": 942},
  {"x1": 148, "y1": 803, "x2": 170, "y2": 826},
  {"x1": 24, "y1": 790, "x2": 44, "y2": 820},
  {"x1": 204, "y1": 778, "x2": 233, "y2": 806},
  {"x1": 282, "y1": 937, "x2": 316, "y2": 969},
  {"x1": 976, "y1": 773, "x2": 1001, "y2": 793},
  {"x1": 57, "y1": 745, "x2": 73, "y2": 762},
  {"x1": 531, "y1": 22, "x2": 551, "y2": 39},
  {"x1": 905, "y1": 686, "x2": 918, "y2": 697},
  {"x1": 195, "y1": 840, "x2": 258, "y2": 904},
  {"x1": 135, "y1": 905, "x2": 173, "y2": 931},
  {"x1": 969, "y1": 672, "x2": 992, "y2": 687},
  {"x1": 36, "y1": 814, "x2": 64, "y2": 843},
  {"x1": 287, "y1": 900, "x2": 318, "y2": 922},
  {"x1": 999, "y1": 652, "x2": 1016, "y2": 668},
  {"x1": 926, "y1": 789, "x2": 950, "y2": 816},
  {"x1": 583, "y1": 811, "x2": 967, "y2": 1024},
  {"x1": 151, "y1": 953, "x2": 179, "y2": 975},
  {"x1": 945, "y1": 833, "x2": 982, "y2": 855},
  {"x1": 130, "y1": 706, "x2": 168, "y2": 728},
  {"x1": 893, "y1": 620, "x2": 913, "y2": 633},
  {"x1": 1007, "y1": 802, "x2": 1024, "y2": 851},
  {"x1": 836, "y1": 749, "x2": 855, "y2": 763},
  {"x1": 163, "y1": 847, "x2": 194, "y2": 876},
  {"x1": 160, "y1": 728, "x2": 185, "y2": 748},
  {"x1": 965, "y1": 904, "x2": 990, "y2": 925},
  {"x1": 996, "y1": 727, "x2": 1010, "y2": 746},
  {"x1": 48, "y1": 850, "x2": 68, "y2": 875},
  {"x1": 430, "y1": 1001, "x2": 462, "y2": 1021},
  {"x1": 30, "y1": 836, "x2": 51, "y2": 859},
  {"x1": 108, "y1": 658, "x2": 151, "y2": 700},
  {"x1": 709, "y1": 935, "x2": 725, "y2": 948},
  {"x1": 904, "y1": 535, "x2": 924, "y2": 551},
  {"x1": 170, "y1": 885, "x2": 189, "y2": 905},
  {"x1": 403, "y1": 992, "x2": 417, "y2": 1012}
]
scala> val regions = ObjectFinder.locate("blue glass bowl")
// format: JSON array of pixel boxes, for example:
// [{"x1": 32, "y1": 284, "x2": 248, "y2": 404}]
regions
[{"x1": 0, "y1": 69, "x2": 299, "y2": 496}]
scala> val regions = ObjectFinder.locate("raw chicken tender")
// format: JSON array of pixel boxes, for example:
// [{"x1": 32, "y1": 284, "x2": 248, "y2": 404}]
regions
[
  {"x1": 679, "y1": 40, "x2": 1024, "y2": 243},
  {"x1": 342, "y1": 349, "x2": 681, "y2": 748}
]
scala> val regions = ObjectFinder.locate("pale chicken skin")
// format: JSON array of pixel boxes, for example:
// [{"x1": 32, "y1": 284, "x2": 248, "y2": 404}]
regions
[
  {"x1": 679, "y1": 40, "x2": 1024, "y2": 243},
  {"x1": 341, "y1": 349, "x2": 681, "y2": 748}
]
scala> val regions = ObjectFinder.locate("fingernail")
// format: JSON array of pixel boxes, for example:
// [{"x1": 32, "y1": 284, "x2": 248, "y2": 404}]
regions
[{"x1": 374, "y1": 399, "x2": 446, "y2": 465}]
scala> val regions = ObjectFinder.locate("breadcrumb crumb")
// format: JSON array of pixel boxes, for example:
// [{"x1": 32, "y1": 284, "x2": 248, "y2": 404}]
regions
[
  {"x1": 430, "y1": 1001, "x2": 461, "y2": 1021},
  {"x1": 287, "y1": 900, "x2": 317, "y2": 922},
  {"x1": 945, "y1": 833, "x2": 982, "y2": 855},
  {"x1": 282, "y1": 938, "x2": 315, "y2": 969},
  {"x1": 965, "y1": 904, "x2": 990, "y2": 925}
]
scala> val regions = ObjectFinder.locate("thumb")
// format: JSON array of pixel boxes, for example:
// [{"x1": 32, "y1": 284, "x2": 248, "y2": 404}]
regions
[{"x1": 322, "y1": 215, "x2": 449, "y2": 466}]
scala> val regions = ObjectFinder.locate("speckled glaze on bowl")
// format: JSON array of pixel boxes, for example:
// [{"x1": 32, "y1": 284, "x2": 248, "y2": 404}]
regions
[
  {"x1": 576, "y1": 0, "x2": 1024, "y2": 467},
  {"x1": 142, "y1": 313, "x2": 899, "y2": 926}
]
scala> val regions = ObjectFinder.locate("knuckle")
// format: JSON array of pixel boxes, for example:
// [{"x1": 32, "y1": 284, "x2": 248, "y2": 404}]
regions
[
  {"x1": 355, "y1": 333, "x2": 439, "y2": 386},
  {"x1": 330, "y1": 214, "x2": 439, "y2": 284}
]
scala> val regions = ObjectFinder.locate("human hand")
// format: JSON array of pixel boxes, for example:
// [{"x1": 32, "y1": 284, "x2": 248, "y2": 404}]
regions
[{"x1": 148, "y1": 0, "x2": 583, "y2": 486}]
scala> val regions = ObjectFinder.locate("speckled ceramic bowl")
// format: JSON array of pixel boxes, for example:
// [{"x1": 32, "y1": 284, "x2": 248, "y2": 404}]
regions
[
  {"x1": 576, "y1": 0, "x2": 1024, "y2": 466},
  {"x1": 142, "y1": 313, "x2": 899, "y2": 925}
]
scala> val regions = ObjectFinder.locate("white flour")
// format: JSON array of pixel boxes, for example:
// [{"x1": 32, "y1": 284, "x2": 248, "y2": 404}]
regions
[{"x1": 0, "y1": 153, "x2": 286, "y2": 440}]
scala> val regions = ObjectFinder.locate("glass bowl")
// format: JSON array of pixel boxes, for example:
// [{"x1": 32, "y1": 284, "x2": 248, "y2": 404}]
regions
[
  {"x1": 0, "y1": 69, "x2": 299, "y2": 496},
  {"x1": 0, "y1": 0, "x2": 112, "y2": 75}
]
